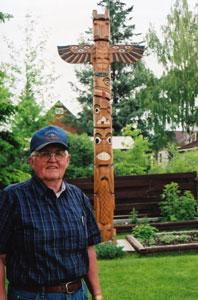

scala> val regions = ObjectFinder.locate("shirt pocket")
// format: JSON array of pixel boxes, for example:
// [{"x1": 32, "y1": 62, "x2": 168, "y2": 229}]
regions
[{"x1": 64, "y1": 209, "x2": 88, "y2": 251}]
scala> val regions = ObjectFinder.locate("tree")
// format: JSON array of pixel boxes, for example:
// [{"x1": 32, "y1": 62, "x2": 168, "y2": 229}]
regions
[
  {"x1": 0, "y1": 15, "x2": 56, "y2": 186},
  {"x1": 70, "y1": 0, "x2": 151, "y2": 135},
  {"x1": 0, "y1": 11, "x2": 12, "y2": 23},
  {"x1": 114, "y1": 125, "x2": 151, "y2": 175},
  {"x1": 147, "y1": 0, "x2": 198, "y2": 134},
  {"x1": 0, "y1": 70, "x2": 21, "y2": 186},
  {"x1": 150, "y1": 149, "x2": 198, "y2": 176},
  {"x1": 0, "y1": 13, "x2": 23, "y2": 186},
  {"x1": 66, "y1": 133, "x2": 94, "y2": 179},
  {"x1": 10, "y1": 16, "x2": 55, "y2": 175}
]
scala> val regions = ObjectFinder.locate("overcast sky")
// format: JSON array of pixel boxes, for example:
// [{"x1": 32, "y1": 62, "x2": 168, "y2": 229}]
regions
[{"x1": 0, "y1": 0, "x2": 196, "y2": 114}]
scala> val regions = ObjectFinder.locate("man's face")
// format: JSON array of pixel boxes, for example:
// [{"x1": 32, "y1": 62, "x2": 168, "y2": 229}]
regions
[{"x1": 28, "y1": 144, "x2": 70, "y2": 182}]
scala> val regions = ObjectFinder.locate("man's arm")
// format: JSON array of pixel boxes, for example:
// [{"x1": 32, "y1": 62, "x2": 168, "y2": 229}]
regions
[
  {"x1": 0, "y1": 254, "x2": 6, "y2": 300},
  {"x1": 85, "y1": 246, "x2": 103, "y2": 300}
]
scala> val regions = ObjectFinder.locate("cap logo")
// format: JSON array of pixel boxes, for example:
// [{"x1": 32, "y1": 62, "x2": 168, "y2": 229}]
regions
[{"x1": 44, "y1": 131, "x2": 59, "y2": 140}]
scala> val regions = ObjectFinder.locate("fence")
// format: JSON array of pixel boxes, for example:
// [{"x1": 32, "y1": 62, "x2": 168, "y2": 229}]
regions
[
  {"x1": 68, "y1": 172, "x2": 198, "y2": 219},
  {"x1": 1, "y1": 172, "x2": 197, "y2": 219}
]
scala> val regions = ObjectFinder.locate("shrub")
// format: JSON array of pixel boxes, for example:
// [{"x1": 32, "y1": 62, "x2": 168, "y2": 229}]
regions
[
  {"x1": 158, "y1": 234, "x2": 177, "y2": 245},
  {"x1": 160, "y1": 182, "x2": 197, "y2": 221},
  {"x1": 95, "y1": 242, "x2": 125, "y2": 259},
  {"x1": 179, "y1": 191, "x2": 198, "y2": 220},
  {"x1": 175, "y1": 234, "x2": 190, "y2": 243},
  {"x1": 132, "y1": 223, "x2": 158, "y2": 245},
  {"x1": 66, "y1": 133, "x2": 93, "y2": 179},
  {"x1": 130, "y1": 208, "x2": 138, "y2": 224},
  {"x1": 158, "y1": 233, "x2": 190, "y2": 244}
]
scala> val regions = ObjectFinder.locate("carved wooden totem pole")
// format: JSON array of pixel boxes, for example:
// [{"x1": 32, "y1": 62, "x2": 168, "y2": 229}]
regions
[{"x1": 58, "y1": 9, "x2": 144, "y2": 241}]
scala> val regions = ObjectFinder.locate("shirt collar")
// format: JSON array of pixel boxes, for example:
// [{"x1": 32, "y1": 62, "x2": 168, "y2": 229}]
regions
[
  {"x1": 32, "y1": 174, "x2": 67, "y2": 198},
  {"x1": 55, "y1": 181, "x2": 66, "y2": 198}
]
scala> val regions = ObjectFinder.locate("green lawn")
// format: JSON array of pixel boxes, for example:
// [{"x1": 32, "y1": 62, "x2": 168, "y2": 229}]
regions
[
  {"x1": 91, "y1": 252, "x2": 198, "y2": 300},
  {"x1": 5, "y1": 251, "x2": 198, "y2": 299}
]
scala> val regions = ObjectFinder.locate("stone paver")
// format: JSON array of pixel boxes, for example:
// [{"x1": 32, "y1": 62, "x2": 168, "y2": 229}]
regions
[{"x1": 117, "y1": 239, "x2": 135, "y2": 252}]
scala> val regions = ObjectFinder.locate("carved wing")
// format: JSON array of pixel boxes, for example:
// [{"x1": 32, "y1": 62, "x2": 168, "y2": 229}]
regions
[
  {"x1": 57, "y1": 45, "x2": 93, "y2": 64},
  {"x1": 111, "y1": 45, "x2": 144, "y2": 64}
]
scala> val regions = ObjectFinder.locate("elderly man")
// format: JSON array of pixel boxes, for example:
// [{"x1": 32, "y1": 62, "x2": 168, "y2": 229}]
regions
[{"x1": 0, "y1": 125, "x2": 103, "y2": 300}]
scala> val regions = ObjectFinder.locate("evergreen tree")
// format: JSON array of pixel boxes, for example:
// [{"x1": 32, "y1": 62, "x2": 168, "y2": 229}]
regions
[
  {"x1": 71, "y1": 0, "x2": 152, "y2": 135},
  {"x1": 0, "y1": 11, "x2": 12, "y2": 23}
]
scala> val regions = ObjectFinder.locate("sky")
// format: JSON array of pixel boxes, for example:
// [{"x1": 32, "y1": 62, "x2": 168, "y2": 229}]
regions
[{"x1": 0, "y1": 0, "x2": 197, "y2": 114}]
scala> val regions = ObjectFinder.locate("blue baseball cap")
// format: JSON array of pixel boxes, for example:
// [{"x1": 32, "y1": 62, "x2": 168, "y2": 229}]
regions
[{"x1": 30, "y1": 125, "x2": 69, "y2": 153}]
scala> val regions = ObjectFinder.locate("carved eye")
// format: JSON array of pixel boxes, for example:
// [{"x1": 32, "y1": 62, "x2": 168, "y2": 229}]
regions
[
  {"x1": 95, "y1": 106, "x2": 100, "y2": 114},
  {"x1": 107, "y1": 136, "x2": 112, "y2": 144},
  {"x1": 95, "y1": 136, "x2": 102, "y2": 144}
]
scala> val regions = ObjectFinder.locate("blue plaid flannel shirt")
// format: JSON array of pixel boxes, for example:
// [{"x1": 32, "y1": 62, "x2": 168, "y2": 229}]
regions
[{"x1": 0, "y1": 176, "x2": 101, "y2": 286}]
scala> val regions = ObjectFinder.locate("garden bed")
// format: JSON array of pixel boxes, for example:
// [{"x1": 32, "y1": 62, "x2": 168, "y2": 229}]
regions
[
  {"x1": 126, "y1": 230, "x2": 198, "y2": 254},
  {"x1": 116, "y1": 219, "x2": 198, "y2": 233}
]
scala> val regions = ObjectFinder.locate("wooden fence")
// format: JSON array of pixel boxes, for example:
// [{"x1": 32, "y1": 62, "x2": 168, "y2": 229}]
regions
[
  {"x1": 1, "y1": 172, "x2": 197, "y2": 219},
  {"x1": 68, "y1": 172, "x2": 198, "y2": 219}
]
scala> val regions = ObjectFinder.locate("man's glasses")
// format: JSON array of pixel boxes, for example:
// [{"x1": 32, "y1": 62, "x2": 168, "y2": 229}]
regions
[{"x1": 31, "y1": 150, "x2": 68, "y2": 160}]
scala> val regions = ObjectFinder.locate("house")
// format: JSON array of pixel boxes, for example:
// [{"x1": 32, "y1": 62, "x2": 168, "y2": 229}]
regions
[
  {"x1": 157, "y1": 130, "x2": 198, "y2": 163},
  {"x1": 178, "y1": 140, "x2": 198, "y2": 152},
  {"x1": 48, "y1": 100, "x2": 79, "y2": 134},
  {"x1": 48, "y1": 101, "x2": 134, "y2": 150},
  {"x1": 111, "y1": 136, "x2": 134, "y2": 150},
  {"x1": 175, "y1": 130, "x2": 198, "y2": 147}
]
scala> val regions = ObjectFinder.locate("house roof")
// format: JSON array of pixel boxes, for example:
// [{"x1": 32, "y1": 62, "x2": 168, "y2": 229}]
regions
[
  {"x1": 48, "y1": 100, "x2": 79, "y2": 134},
  {"x1": 51, "y1": 100, "x2": 76, "y2": 118},
  {"x1": 178, "y1": 140, "x2": 198, "y2": 152},
  {"x1": 174, "y1": 130, "x2": 198, "y2": 147}
]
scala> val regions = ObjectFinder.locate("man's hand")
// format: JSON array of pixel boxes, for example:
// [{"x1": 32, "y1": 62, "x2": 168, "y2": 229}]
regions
[
  {"x1": 0, "y1": 254, "x2": 6, "y2": 300},
  {"x1": 92, "y1": 295, "x2": 103, "y2": 300},
  {"x1": 86, "y1": 246, "x2": 103, "y2": 299}
]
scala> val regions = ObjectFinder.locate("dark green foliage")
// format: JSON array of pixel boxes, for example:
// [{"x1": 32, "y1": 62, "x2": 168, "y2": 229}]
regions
[
  {"x1": 95, "y1": 242, "x2": 125, "y2": 259},
  {"x1": 0, "y1": 11, "x2": 12, "y2": 23},
  {"x1": 114, "y1": 126, "x2": 152, "y2": 176},
  {"x1": 0, "y1": 71, "x2": 15, "y2": 123},
  {"x1": 0, "y1": 71, "x2": 23, "y2": 185},
  {"x1": 130, "y1": 208, "x2": 138, "y2": 224},
  {"x1": 132, "y1": 223, "x2": 158, "y2": 245},
  {"x1": 66, "y1": 133, "x2": 93, "y2": 179},
  {"x1": 98, "y1": 0, "x2": 135, "y2": 44},
  {"x1": 72, "y1": 0, "x2": 152, "y2": 137},
  {"x1": 0, "y1": 15, "x2": 55, "y2": 186},
  {"x1": 160, "y1": 182, "x2": 197, "y2": 221}
]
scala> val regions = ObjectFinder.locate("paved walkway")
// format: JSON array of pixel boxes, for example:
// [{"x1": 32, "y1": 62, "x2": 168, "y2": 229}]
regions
[{"x1": 117, "y1": 239, "x2": 135, "y2": 252}]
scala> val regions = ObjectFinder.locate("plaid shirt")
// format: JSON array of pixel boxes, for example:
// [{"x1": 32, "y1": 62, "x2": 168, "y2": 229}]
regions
[{"x1": 0, "y1": 176, "x2": 101, "y2": 286}]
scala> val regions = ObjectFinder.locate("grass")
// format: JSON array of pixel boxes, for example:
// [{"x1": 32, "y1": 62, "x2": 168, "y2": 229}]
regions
[
  {"x1": 5, "y1": 248, "x2": 198, "y2": 299},
  {"x1": 89, "y1": 252, "x2": 198, "y2": 300}
]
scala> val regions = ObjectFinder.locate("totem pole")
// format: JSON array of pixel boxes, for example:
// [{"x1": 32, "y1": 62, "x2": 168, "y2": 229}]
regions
[{"x1": 58, "y1": 9, "x2": 144, "y2": 241}]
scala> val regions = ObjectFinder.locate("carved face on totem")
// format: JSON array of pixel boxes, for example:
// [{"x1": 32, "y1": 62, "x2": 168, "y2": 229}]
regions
[
  {"x1": 93, "y1": 19, "x2": 110, "y2": 41},
  {"x1": 94, "y1": 75, "x2": 110, "y2": 93},
  {"x1": 94, "y1": 97, "x2": 112, "y2": 128},
  {"x1": 94, "y1": 128, "x2": 113, "y2": 165}
]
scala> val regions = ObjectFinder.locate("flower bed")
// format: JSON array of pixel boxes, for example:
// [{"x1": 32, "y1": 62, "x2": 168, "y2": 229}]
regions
[{"x1": 126, "y1": 230, "x2": 198, "y2": 254}]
